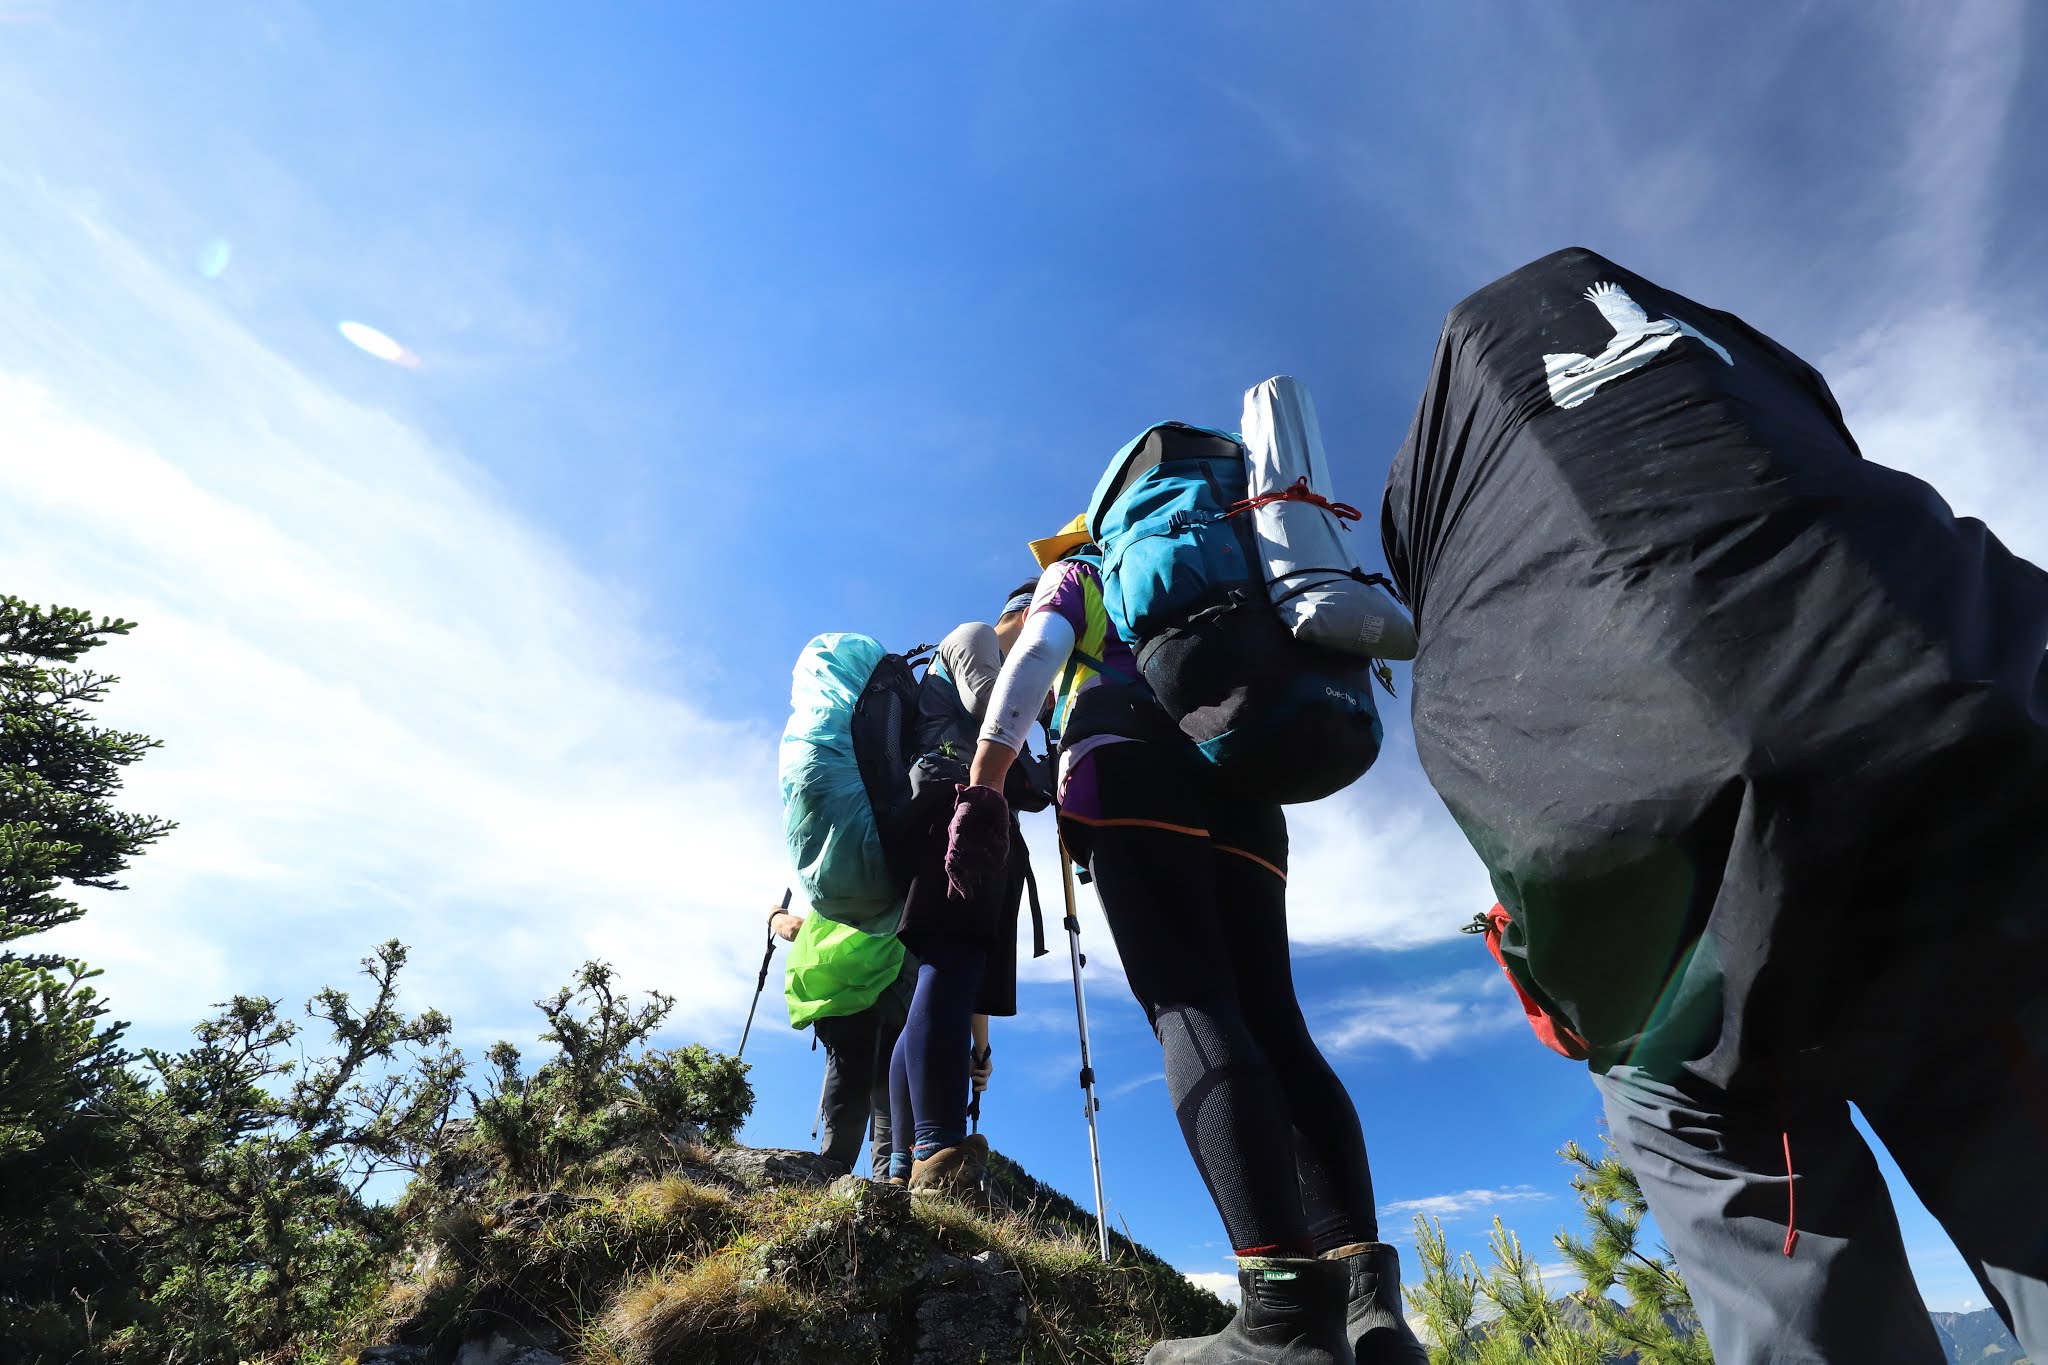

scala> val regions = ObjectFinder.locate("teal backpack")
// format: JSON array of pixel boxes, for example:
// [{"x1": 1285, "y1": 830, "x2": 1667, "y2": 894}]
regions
[
  {"x1": 780, "y1": 630, "x2": 1054, "y2": 950},
  {"x1": 1086, "y1": 421, "x2": 1387, "y2": 804},
  {"x1": 780, "y1": 634, "x2": 954, "y2": 934}
]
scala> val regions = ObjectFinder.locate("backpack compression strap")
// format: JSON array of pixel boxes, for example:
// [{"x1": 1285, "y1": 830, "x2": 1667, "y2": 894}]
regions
[
  {"x1": 1222, "y1": 473, "x2": 1363, "y2": 525},
  {"x1": 1019, "y1": 839, "x2": 1048, "y2": 959}
]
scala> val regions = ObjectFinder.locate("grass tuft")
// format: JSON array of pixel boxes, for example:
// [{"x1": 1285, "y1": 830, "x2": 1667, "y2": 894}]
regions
[{"x1": 599, "y1": 1251, "x2": 810, "y2": 1365}]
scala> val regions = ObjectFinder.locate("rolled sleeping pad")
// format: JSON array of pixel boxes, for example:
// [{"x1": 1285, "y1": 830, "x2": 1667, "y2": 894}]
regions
[{"x1": 1240, "y1": 375, "x2": 1416, "y2": 660}]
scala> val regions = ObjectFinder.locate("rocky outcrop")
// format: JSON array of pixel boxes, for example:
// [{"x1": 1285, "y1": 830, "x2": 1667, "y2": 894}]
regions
[
  {"x1": 909, "y1": 1250, "x2": 1026, "y2": 1365},
  {"x1": 356, "y1": 1101, "x2": 1227, "y2": 1365},
  {"x1": 706, "y1": 1144, "x2": 844, "y2": 1191}
]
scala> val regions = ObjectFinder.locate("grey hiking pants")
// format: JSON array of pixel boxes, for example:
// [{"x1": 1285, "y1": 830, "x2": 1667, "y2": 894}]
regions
[
  {"x1": 813, "y1": 1006, "x2": 903, "y2": 1181},
  {"x1": 1596, "y1": 991, "x2": 2048, "y2": 1364}
]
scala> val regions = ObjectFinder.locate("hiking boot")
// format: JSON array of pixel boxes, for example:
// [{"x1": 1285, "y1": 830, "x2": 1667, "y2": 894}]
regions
[
  {"x1": 1145, "y1": 1257, "x2": 1355, "y2": 1364},
  {"x1": 908, "y1": 1133, "x2": 990, "y2": 1204},
  {"x1": 1324, "y1": 1243, "x2": 1426, "y2": 1363}
]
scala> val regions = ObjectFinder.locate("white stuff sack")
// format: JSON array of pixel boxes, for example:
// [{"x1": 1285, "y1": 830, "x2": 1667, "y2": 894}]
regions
[{"x1": 1239, "y1": 376, "x2": 1417, "y2": 660}]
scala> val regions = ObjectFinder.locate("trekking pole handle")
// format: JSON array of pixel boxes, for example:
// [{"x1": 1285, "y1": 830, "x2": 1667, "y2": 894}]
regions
[
  {"x1": 737, "y1": 889, "x2": 793, "y2": 1061},
  {"x1": 755, "y1": 889, "x2": 792, "y2": 987}
]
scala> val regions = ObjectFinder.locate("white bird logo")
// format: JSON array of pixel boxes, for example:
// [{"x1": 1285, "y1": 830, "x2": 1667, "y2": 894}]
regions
[{"x1": 1543, "y1": 281, "x2": 1732, "y2": 409}]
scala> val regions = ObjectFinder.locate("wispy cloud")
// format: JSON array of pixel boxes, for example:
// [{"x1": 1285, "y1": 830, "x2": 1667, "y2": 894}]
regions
[
  {"x1": 1529, "y1": 1260, "x2": 1584, "y2": 1302},
  {"x1": 1315, "y1": 971, "x2": 1524, "y2": 1061},
  {"x1": 1108, "y1": 1070, "x2": 1164, "y2": 1100},
  {"x1": 1884, "y1": 0, "x2": 2027, "y2": 294},
  {"x1": 1817, "y1": 1, "x2": 2047, "y2": 566},
  {"x1": 1380, "y1": 1186, "x2": 1550, "y2": 1221},
  {"x1": 1, "y1": 178, "x2": 790, "y2": 1046}
]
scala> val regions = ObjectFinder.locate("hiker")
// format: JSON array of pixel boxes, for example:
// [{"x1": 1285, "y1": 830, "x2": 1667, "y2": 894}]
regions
[
  {"x1": 955, "y1": 517, "x2": 1424, "y2": 1365},
  {"x1": 770, "y1": 898, "x2": 913, "y2": 1180},
  {"x1": 1383, "y1": 248, "x2": 2048, "y2": 1363},
  {"x1": 884, "y1": 584, "x2": 1049, "y2": 1196}
]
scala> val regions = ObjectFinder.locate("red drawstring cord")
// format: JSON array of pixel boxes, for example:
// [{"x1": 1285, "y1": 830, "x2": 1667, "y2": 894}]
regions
[
  {"x1": 1224, "y1": 475, "x2": 1363, "y2": 530},
  {"x1": 1781, "y1": 1130, "x2": 1799, "y2": 1257}
]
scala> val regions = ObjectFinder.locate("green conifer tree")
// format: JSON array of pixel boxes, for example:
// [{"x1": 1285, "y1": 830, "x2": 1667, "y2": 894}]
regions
[
  {"x1": 1552, "y1": 1138, "x2": 1711, "y2": 1365},
  {"x1": 0, "y1": 596, "x2": 174, "y2": 1352},
  {"x1": 1407, "y1": 1138, "x2": 1713, "y2": 1363}
]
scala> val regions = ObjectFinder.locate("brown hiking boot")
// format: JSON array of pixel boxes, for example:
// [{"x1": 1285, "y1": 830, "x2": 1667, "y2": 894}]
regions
[{"x1": 908, "y1": 1133, "x2": 991, "y2": 1204}]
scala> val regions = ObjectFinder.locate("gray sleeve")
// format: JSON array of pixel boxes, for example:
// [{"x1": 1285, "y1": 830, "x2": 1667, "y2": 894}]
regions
[{"x1": 935, "y1": 622, "x2": 1003, "y2": 721}]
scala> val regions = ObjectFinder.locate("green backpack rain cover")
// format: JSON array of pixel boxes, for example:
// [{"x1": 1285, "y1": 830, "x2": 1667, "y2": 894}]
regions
[
  {"x1": 782, "y1": 909, "x2": 905, "y2": 1027},
  {"x1": 780, "y1": 632, "x2": 902, "y2": 935},
  {"x1": 779, "y1": 631, "x2": 911, "y2": 1025}
]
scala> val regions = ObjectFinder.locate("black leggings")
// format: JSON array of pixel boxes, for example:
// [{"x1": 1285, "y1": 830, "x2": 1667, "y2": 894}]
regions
[{"x1": 1065, "y1": 743, "x2": 1379, "y2": 1256}]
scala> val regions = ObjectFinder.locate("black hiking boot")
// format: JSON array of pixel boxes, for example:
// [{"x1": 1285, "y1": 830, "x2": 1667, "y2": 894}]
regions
[
  {"x1": 1144, "y1": 1257, "x2": 1356, "y2": 1364},
  {"x1": 1325, "y1": 1242, "x2": 1426, "y2": 1364}
]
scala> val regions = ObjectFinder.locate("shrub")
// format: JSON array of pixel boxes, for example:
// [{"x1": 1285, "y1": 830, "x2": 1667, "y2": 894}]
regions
[{"x1": 469, "y1": 962, "x2": 754, "y2": 1185}]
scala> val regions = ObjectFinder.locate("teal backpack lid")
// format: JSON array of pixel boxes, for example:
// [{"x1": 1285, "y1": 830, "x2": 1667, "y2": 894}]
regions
[
  {"x1": 1081, "y1": 420, "x2": 1385, "y2": 805},
  {"x1": 779, "y1": 633, "x2": 901, "y2": 935},
  {"x1": 1085, "y1": 420, "x2": 1243, "y2": 542},
  {"x1": 1089, "y1": 423, "x2": 1257, "y2": 645}
]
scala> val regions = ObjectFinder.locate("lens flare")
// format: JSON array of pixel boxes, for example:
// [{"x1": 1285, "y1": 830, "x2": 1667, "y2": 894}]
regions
[
  {"x1": 338, "y1": 320, "x2": 419, "y2": 369},
  {"x1": 197, "y1": 239, "x2": 232, "y2": 278}
]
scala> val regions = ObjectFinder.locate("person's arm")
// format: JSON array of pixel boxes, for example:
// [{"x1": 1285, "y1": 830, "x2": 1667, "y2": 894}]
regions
[
  {"x1": 770, "y1": 909, "x2": 804, "y2": 941},
  {"x1": 935, "y1": 622, "x2": 1005, "y2": 722},
  {"x1": 970, "y1": 607, "x2": 1076, "y2": 789},
  {"x1": 970, "y1": 1015, "x2": 992, "y2": 1093},
  {"x1": 967, "y1": 737, "x2": 1017, "y2": 795}
]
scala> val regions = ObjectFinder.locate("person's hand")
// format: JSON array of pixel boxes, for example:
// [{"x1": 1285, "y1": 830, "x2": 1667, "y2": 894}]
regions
[
  {"x1": 970, "y1": 1045, "x2": 993, "y2": 1094},
  {"x1": 769, "y1": 909, "x2": 803, "y2": 941},
  {"x1": 945, "y1": 784, "x2": 1010, "y2": 899}
]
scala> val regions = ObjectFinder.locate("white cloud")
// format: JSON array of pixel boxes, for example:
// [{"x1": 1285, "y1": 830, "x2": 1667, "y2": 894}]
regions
[
  {"x1": 1285, "y1": 778, "x2": 1497, "y2": 951},
  {"x1": 1380, "y1": 1186, "x2": 1550, "y2": 1221},
  {"x1": 1316, "y1": 971, "x2": 1525, "y2": 1061},
  {"x1": 1, "y1": 182, "x2": 792, "y2": 1047},
  {"x1": 1530, "y1": 1260, "x2": 1584, "y2": 1300},
  {"x1": 1823, "y1": 308, "x2": 2048, "y2": 565},
  {"x1": 1181, "y1": 1269, "x2": 1239, "y2": 1306},
  {"x1": 1004, "y1": 751, "x2": 1490, "y2": 990}
]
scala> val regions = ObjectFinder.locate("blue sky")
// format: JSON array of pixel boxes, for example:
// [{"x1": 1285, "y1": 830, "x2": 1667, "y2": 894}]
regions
[{"x1": 4, "y1": 0, "x2": 2044, "y2": 1320}]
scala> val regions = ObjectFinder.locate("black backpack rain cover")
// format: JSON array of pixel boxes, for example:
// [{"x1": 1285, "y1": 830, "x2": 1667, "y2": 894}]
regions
[{"x1": 1382, "y1": 247, "x2": 2048, "y2": 1084}]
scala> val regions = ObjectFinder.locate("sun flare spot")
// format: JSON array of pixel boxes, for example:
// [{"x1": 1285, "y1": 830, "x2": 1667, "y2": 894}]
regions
[{"x1": 337, "y1": 320, "x2": 419, "y2": 369}]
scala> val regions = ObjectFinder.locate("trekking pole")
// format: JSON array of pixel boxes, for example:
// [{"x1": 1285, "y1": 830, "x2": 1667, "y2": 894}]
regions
[
  {"x1": 968, "y1": 1043, "x2": 990, "y2": 1136},
  {"x1": 967, "y1": 1043, "x2": 992, "y2": 1200},
  {"x1": 737, "y1": 888, "x2": 792, "y2": 1060},
  {"x1": 1059, "y1": 836, "x2": 1112, "y2": 1262},
  {"x1": 810, "y1": 1053, "x2": 829, "y2": 1144}
]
